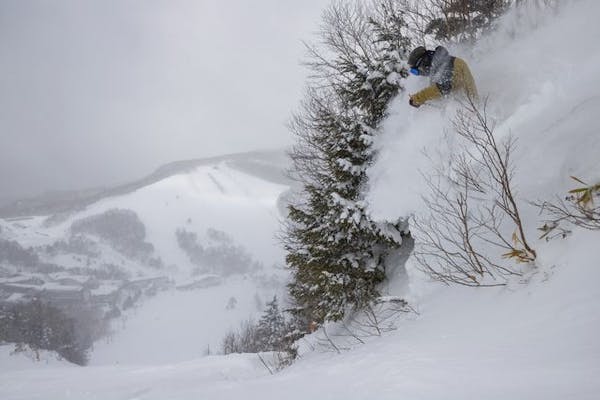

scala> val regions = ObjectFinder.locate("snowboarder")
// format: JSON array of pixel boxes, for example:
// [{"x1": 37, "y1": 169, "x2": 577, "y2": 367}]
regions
[{"x1": 407, "y1": 46, "x2": 478, "y2": 108}]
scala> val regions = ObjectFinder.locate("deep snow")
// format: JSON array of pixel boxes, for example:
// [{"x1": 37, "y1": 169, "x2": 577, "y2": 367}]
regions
[{"x1": 1, "y1": 1, "x2": 599, "y2": 399}]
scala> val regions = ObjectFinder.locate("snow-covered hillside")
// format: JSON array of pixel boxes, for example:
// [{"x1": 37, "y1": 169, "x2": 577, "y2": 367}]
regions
[
  {"x1": 1, "y1": 150, "x2": 289, "y2": 270},
  {"x1": 1, "y1": 151, "x2": 291, "y2": 366},
  {"x1": 1, "y1": 1, "x2": 599, "y2": 399}
]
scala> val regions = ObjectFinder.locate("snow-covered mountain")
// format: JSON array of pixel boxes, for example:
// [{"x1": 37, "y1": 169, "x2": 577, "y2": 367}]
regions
[
  {"x1": 1, "y1": 1, "x2": 599, "y2": 399},
  {"x1": 0, "y1": 150, "x2": 292, "y2": 365}
]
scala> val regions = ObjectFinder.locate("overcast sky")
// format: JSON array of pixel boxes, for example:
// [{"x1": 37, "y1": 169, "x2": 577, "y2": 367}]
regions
[{"x1": 0, "y1": 0, "x2": 327, "y2": 200}]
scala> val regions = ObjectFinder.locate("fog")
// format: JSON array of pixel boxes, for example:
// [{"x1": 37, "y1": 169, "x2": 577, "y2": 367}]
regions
[{"x1": 0, "y1": 0, "x2": 326, "y2": 201}]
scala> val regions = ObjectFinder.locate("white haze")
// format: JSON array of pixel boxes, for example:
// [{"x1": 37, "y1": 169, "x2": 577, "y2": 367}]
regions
[{"x1": 0, "y1": 0, "x2": 326, "y2": 200}]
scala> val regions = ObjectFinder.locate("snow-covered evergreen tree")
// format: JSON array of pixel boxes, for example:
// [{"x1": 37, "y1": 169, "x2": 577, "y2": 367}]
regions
[
  {"x1": 256, "y1": 296, "x2": 286, "y2": 350},
  {"x1": 424, "y1": 0, "x2": 511, "y2": 42},
  {"x1": 284, "y1": 0, "x2": 411, "y2": 326}
]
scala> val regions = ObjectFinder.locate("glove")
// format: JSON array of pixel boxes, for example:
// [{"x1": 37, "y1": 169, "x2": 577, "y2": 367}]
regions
[{"x1": 409, "y1": 97, "x2": 420, "y2": 108}]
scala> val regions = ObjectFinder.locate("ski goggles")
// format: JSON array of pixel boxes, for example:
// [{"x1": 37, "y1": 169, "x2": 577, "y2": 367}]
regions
[{"x1": 410, "y1": 56, "x2": 427, "y2": 76}]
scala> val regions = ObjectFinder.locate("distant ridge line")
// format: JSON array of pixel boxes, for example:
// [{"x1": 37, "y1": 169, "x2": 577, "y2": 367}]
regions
[{"x1": 0, "y1": 150, "x2": 289, "y2": 218}]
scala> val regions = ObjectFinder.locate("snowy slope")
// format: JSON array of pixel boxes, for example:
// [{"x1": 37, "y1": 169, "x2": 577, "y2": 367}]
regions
[
  {"x1": 1, "y1": 1, "x2": 599, "y2": 399},
  {"x1": 2, "y1": 152, "x2": 289, "y2": 272},
  {"x1": 62, "y1": 160, "x2": 288, "y2": 273},
  {"x1": 90, "y1": 277, "x2": 280, "y2": 365},
  {"x1": 1, "y1": 152, "x2": 291, "y2": 367},
  {"x1": 2, "y1": 246, "x2": 598, "y2": 399}
]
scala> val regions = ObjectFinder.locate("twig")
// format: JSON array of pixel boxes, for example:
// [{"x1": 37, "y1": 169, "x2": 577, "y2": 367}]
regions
[{"x1": 257, "y1": 353, "x2": 274, "y2": 375}]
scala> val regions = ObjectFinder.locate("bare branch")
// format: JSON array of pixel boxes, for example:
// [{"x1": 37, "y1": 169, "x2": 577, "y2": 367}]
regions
[{"x1": 414, "y1": 97, "x2": 535, "y2": 286}]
